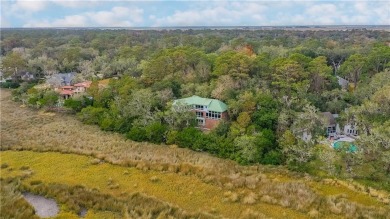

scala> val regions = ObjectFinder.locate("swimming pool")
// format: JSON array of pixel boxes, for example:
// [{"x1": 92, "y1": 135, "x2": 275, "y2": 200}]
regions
[{"x1": 332, "y1": 141, "x2": 357, "y2": 152}]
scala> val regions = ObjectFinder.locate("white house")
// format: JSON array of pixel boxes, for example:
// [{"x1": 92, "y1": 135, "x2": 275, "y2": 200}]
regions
[
  {"x1": 323, "y1": 112, "x2": 337, "y2": 138},
  {"x1": 344, "y1": 124, "x2": 358, "y2": 136}
]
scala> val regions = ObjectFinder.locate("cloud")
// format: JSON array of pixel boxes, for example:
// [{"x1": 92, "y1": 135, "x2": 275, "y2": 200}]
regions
[
  {"x1": 1, "y1": 15, "x2": 11, "y2": 28},
  {"x1": 10, "y1": 0, "x2": 48, "y2": 13},
  {"x1": 268, "y1": 1, "x2": 389, "y2": 25},
  {"x1": 23, "y1": 6, "x2": 144, "y2": 27},
  {"x1": 153, "y1": 2, "x2": 267, "y2": 26},
  {"x1": 51, "y1": 0, "x2": 103, "y2": 8},
  {"x1": 306, "y1": 3, "x2": 339, "y2": 16},
  {"x1": 4, "y1": 0, "x2": 390, "y2": 27}
]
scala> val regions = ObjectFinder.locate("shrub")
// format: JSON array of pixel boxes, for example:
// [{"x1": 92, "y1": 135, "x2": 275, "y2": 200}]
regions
[
  {"x1": 1, "y1": 163, "x2": 9, "y2": 169},
  {"x1": 78, "y1": 106, "x2": 107, "y2": 125},
  {"x1": 176, "y1": 127, "x2": 202, "y2": 149},
  {"x1": 39, "y1": 91, "x2": 59, "y2": 107},
  {"x1": 30, "y1": 180, "x2": 42, "y2": 186},
  {"x1": 145, "y1": 122, "x2": 167, "y2": 144},
  {"x1": 64, "y1": 98, "x2": 83, "y2": 112},
  {"x1": 113, "y1": 117, "x2": 134, "y2": 134},
  {"x1": 127, "y1": 126, "x2": 147, "y2": 142},
  {"x1": 149, "y1": 176, "x2": 160, "y2": 182},
  {"x1": 99, "y1": 113, "x2": 115, "y2": 131},
  {"x1": 20, "y1": 166, "x2": 29, "y2": 170},
  {"x1": 261, "y1": 150, "x2": 284, "y2": 165},
  {"x1": 212, "y1": 120, "x2": 230, "y2": 137},
  {"x1": 0, "y1": 81, "x2": 20, "y2": 88},
  {"x1": 165, "y1": 130, "x2": 178, "y2": 145}
]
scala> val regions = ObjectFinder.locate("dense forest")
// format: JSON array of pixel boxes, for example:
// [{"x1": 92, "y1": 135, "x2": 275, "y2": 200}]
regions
[{"x1": 1, "y1": 28, "x2": 390, "y2": 190}]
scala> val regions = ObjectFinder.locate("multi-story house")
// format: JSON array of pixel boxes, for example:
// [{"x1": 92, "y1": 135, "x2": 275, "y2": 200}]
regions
[{"x1": 173, "y1": 95, "x2": 228, "y2": 130}]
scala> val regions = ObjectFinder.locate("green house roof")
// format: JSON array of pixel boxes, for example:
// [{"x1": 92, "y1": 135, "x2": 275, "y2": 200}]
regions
[{"x1": 173, "y1": 95, "x2": 228, "y2": 112}]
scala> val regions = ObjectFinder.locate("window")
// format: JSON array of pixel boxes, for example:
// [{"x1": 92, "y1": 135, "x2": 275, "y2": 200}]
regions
[
  {"x1": 206, "y1": 111, "x2": 221, "y2": 120},
  {"x1": 194, "y1": 105, "x2": 204, "y2": 110},
  {"x1": 196, "y1": 118, "x2": 205, "y2": 126},
  {"x1": 327, "y1": 126, "x2": 335, "y2": 133},
  {"x1": 196, "y1": 111, "x2": 203, "y2": 118}
]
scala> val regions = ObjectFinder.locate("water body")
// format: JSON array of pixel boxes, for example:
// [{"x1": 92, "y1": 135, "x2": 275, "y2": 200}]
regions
[
  {"x1": 79, "y1": 208, "x2": 88, "y2": 217},
  {"x1": 23, "y1": 193, "x2": 59, "y2": 218}
]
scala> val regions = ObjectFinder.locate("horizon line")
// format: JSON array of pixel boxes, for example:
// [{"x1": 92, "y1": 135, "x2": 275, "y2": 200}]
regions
[{"x1": 2, "y1": 25, "x2": 389, "y2": 29}]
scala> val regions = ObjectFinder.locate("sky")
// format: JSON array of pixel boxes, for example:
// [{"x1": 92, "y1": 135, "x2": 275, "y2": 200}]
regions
[{"x1": 1, "y1": 0, "x2": 389, "y2": 28}]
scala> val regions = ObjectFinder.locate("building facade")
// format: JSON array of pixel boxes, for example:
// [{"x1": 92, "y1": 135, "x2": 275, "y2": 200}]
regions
[{"x1": 173, "y1": 95, "x2": 228, "y2": 130}]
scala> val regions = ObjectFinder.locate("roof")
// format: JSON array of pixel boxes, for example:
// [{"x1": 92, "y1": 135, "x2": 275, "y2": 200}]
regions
[
  {"x1": 322, "y1": 112, "x2": 336, "y2": 126},
  {"x1": 62, "y1": 86, "x2": 74, "y2": 89},
  {"x1": 74, "y1": 81, "x2": 92, "y2": 88},
  {"x1": 174, "y1": 95, "x2": 228, "y2": 112},
  {"x1": 60, "y1": 90, "x2": 74, "y2": 95},
  {"x1": 46, "y1": 72, "x2": 76, "y2": 86}
]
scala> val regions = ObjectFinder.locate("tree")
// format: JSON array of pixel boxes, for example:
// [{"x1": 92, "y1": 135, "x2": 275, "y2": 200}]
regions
[
  {"x1": 258, "y1": 45, "x2": 288, "y2": 59},
  {"x1": 213, "y1": 51, "x2": 253, "y2": 79},
  {"x1": 279, "y1": 129, "x2": 314, "y2": 170},
  {"x1": 340, "y1": 54, "x2": 366, "y2": 88},
  {"x1": 194, "y1": 60, "x2": 211, "y2": 83},
  {"x1": 234, "y1": 135, "x2": 259, "y2": 164},
  {"x1": 142, "y1": 47, "x2": 208, "y2": 85},
  {"x1": 307, "y1": 56, "x2": 333, "y2": 94},
  {"x1": 1, "y1": 52, "x2": 27, "y2": 80},
  {"x1": 289, "y1": 53, "x2": 312, "y2": 69},
  {"x1": 236, "y1": 112, "x2": 251, "y2": 129},
  {"x1": 366, "y1": 44, "x2": 390, "y2": 74},
  {"x1": 28, "y1": 55, "x2": 58, "y2": 79},
  {"x1": 163, "y1": 102, "x2": 195, "y2": 130},
  {"x1": 252, "y1": 93, "x2": 279, "y2": 131},
  {"x1": 118, "y1": 89, "x2": 158, "y2": 127},
  {"x1": 317, "y1": 47, "x2": 351, "y2": 75},
  {"x1": 381, "y1": 151, "x2": 390, "y2": 175},
  {"x1": 227, "y1": 91, "x2": 257, "y2": 120},
  {"x1": 291, "y1": 104, "x2": 326, "y2": 143},
  {"x1": 270, "y1": 58, "x2": 307, "y2": 96},
  {"x1": 253, "y1": 53, "x2": 271, "y2": 79},
  {"x1": 76, "y1": 60, "x2": 95, "y2": 81},
  {"x1": 211, "y1": 75, "x2": 238, "y2": 101},
  {"x1": 110, "y1": 58, "x2": 140, "y2": 77},
  {"x1": 335, "y1": 142, "x2": 363, "y2": 176},
  {"x1": 316, "y1": 146, "x2": 338, "y2": 176}
]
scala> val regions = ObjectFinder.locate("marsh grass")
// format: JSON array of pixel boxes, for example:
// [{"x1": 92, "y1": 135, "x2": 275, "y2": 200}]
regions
[
  {"x1": 3, "y1": 177, "x2": 212, "y2": 219},
  {"x1": 0, "y1": 178, "x2": 38, "y2": 219},
  {"x1": 1, "y1": 151, "x2": 309, "y2": 219},
  {"x1": 1, "y1": 89, "x2": 390, "y2": 218}
]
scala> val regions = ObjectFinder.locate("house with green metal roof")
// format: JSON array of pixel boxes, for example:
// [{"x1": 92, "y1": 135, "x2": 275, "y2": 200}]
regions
[{"x1": 173, "y1": 95, "x2": 228, "y2": 130}]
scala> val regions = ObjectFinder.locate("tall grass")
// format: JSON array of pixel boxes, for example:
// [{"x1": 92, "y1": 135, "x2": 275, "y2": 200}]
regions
[
  {"x1": 0, "y1": 178, "x2": 38, "y2": 219},
  {"x1": 1, "y1": 89, "x2": 390, "y2": 218}
]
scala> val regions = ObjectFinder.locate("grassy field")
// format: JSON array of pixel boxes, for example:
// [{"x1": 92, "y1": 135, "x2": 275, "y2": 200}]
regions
[
  {"x1": 1, "y1": 150, "x2": 308, "y2": 219},
  {"x1": 1, "y1": 88, "x2": 390, "y2": 218}
]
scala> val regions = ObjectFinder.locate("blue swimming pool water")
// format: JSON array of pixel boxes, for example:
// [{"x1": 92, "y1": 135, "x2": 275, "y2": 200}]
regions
[{"x1": 333, "y1": 141, "x2": 357, "y2": 152}]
